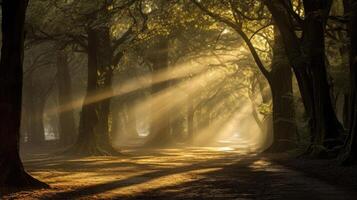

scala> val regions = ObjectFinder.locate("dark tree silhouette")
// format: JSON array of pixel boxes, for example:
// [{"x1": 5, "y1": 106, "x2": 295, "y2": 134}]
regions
[
  {"x1": 342, "y1": 0, "x2": 357, "y2": 164},
  {"x1": 0, "y1": 0, "x2": 48, "y2": 189},
  {"x1": 265, "y1": 0, "x2": 343, "y2": 155}
]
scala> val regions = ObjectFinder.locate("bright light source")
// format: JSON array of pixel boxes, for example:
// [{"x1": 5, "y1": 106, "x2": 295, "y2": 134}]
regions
[{"x1": 222, "y1": 28, "x2": 230, "y2": 34}]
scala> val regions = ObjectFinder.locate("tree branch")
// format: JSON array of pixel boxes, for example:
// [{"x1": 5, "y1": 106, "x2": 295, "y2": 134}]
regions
[{"x1": 191, "y1": 0, "x2": 271, "y2": 80}]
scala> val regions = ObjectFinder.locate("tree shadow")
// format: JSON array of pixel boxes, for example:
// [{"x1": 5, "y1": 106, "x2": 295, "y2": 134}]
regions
[
  {"x1": 38, "y1": 153, "x2": 256, "y2": 199},
  {"x1": 112, "y1": 156, "x2": 267, "y2": 200},
  {"x1": 110, "y1": 156, "x2": 355, "y2": 200}
]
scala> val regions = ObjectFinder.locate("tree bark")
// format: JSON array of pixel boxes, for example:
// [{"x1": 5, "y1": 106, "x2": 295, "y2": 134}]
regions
[
  {"x1": 265, "y1": 27, "x2": 297, "y2": 152},
  {"x1": 341, "y1": 0, "x2": 357, "y2": 164},
  {"x1": 96, "y1": 28, "x2": 117, "y2": 153},
  {"x1": 56, "y1": 50, "x2": 76, "y2": 146},
  {"x1": 71, "y1": 29, "x2": 103, "y2": 155},
  {"x1": 0, "y1": 0, "x2": 48, "y2": 189},
  {"x1": 304, "y1": 0, "x2": 342, "y2": 150}
]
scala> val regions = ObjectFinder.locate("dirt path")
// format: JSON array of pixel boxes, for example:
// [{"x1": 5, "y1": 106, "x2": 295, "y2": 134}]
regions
[{"x1": 2, "y1": 145, "x2": 356, "y2": 200}]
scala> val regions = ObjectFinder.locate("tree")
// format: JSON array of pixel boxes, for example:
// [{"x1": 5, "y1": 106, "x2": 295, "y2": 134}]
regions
[
  {"x1": 56, "y1": 49, "x2": 76, "y2": 146},
  {"x1": 0, "y1": 0, "x2": 48, "y2": 189},
  {"x1": 192, "y1": 0, "x2": 297, "y2": 152},
  {"x1": 22, "y1": 48, "x2": 55, "y2": 145},
  {"x1": 341, "y1": 0, "x2": 357, "y2": 164},
  {"x1": 265, "y1": 0, "x2": 344, "y2": 155},
  {"x1": 29, "y1": 0, "x2": 147, "y2": 155},
  {"x1": 144, "y1": 37, "x2": 172, "y2": 146}
]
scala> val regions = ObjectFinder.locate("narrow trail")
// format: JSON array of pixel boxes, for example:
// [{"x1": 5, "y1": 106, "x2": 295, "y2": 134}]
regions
[{"x1": 3, "y1": 142, "x2": 357, "y2": 200}]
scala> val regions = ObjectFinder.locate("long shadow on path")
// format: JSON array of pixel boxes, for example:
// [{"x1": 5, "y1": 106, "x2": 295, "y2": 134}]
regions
[{"x1": 39, "y1": 153, "x2": 252, "y2": 199}]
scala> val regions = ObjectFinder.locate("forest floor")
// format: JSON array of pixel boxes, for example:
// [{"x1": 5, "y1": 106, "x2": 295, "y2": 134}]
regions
[{"x1": 2, "y1": 141, "x2": 357, "y2": 200}]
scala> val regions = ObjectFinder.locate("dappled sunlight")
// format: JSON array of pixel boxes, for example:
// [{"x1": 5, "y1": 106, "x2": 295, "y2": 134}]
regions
[
  {"x1": 248, "y1": 159, "x2": 272, "y2": 171},
  {"x1": 101, "y1": 167, "x2": 223, "y2": 198},
  {"x1": 18, "y1": 147, "x2": 252, "y2": 199},
  {"x1": 216, "y1": 146, "x2": 235, "y2": 152},
  {"x1": 2, "y1": 0, "x2": 354, "y2": 199}
]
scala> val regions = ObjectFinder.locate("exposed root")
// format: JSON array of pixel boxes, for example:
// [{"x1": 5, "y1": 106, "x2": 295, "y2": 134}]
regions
[{"x1": 0, "y1": 170, "x2": 49, "y2": 196}]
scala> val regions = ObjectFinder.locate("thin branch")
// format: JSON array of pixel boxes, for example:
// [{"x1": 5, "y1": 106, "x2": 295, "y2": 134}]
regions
[{"x1": 191, "y1": 0, "x2": 271, "y2": 79}]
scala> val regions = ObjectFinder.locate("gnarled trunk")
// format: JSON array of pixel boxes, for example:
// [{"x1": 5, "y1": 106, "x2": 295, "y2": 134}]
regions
[{"x1": 0, "y1": 0, "x2": 47, "y2": 189}]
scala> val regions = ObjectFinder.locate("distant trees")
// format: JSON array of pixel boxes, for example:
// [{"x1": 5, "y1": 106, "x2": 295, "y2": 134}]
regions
[
  {"x1": 72, "y1": 1, "x2": 146, "y2": 155},
  {"x1": 56, "y1": 50, "x2": 76, "y2": 146},
  {"x1": 145, "y1": 38, "x2": 172, "y2": 146},
  {"x1": 0, "y1": 0, "x2": 47, "y2": 189},
  {"x1": 22, "y1": 47, "x2": 56, "y2": 145},
  {"x1": 3, "y1": 0, "x2": 356, "y2": 193},
  {"x1": 28, "y1": 0, "x2": 148, "y2": 155}
]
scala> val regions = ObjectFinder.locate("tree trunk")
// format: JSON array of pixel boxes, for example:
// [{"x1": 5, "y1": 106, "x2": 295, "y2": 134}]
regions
[
  {"x1": 146, "y1": 38, "x2": 172, "y2": 147},
  {"x1": 96, "y1": 27, "x2": 118, "y2": 153},
  {"x1": 304, "y1": 1, "x2": 343, "y2": 151},
  {"x1": 71, "y1": 29, "x2": 103, "y2": 155},
  {"x1": 267, "y1": 27, "x2": 297, "y2": 152},
  {"x1": 56, "y1": 50, "x2": 76, "y2": 146},
  {"x1": 341, "y1": 0, "x2": 357, "y2": 164},
  {"x1": 70, "y1": 28, "x2": 118, "y2": 155},
  {"x1": 0, "y1": 0, "x2": 48, "y2": 189},
  {"x1": 266, "y1": 0, "x2": 343, "y2": 155}
]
